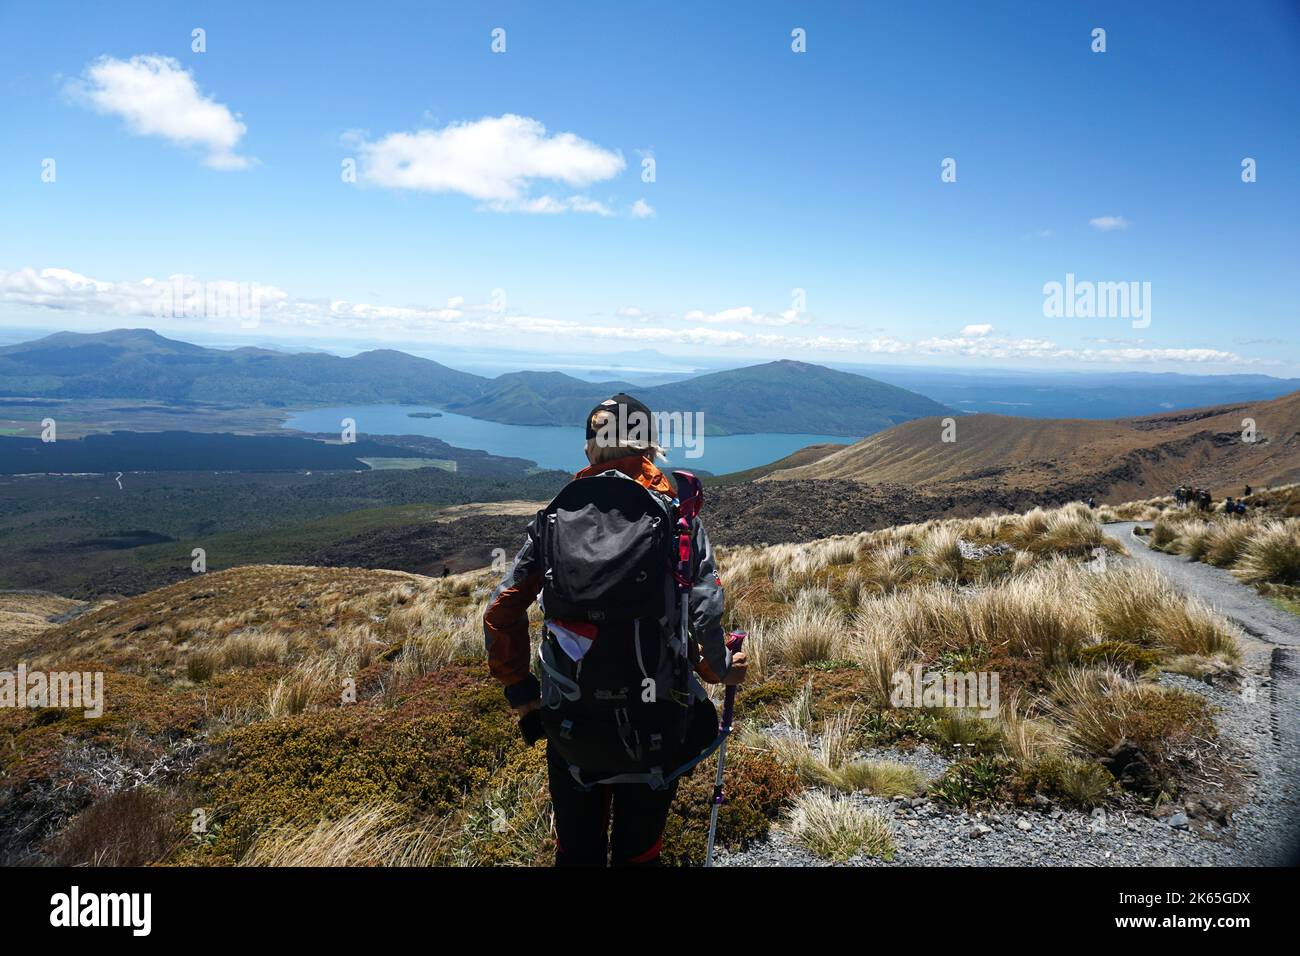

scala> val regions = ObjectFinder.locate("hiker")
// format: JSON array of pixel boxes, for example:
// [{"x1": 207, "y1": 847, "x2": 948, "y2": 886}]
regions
[
  {"x1": 483, "y1": 393, "x2": 746, "y2": 866},
  {"x1": 441, "y1": 565, "x2": 450, "y2": 578},
  {"x1": 1087, "y1": 496, "x2": 1096, "y2": 509},
  {"x1": 1224, "y1": 496, "x2": 1234, "y2": 516},
  {"x1": 1244, "y1": 484, "x2": 1252, "y2": 498}
]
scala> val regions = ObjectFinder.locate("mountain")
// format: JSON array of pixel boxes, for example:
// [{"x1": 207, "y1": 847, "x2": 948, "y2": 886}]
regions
[
  {"x1": 0, "y1": 331, "x2": 950, "y2": 437},
  {"x1": 836, "y1": 364, "x2": 1300, "y2": 419},
  {"x1": 0, "y1": 329, "x2": 488, "y2": 406},
  {"x1": 642, "y1": 360, "x2": 951, "y2": 436},
  {"x1": 765, "y1": 389, "x2": 1300, "y2": 501},
  {"x1": 448, "y1": 359, "x2": 951, "y2": 436},
  {"x1": 445, "y1": 370, "x2": 636, "y2": 425}
]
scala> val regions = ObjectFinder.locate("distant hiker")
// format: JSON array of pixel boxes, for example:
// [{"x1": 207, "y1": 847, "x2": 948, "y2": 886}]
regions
[
  {"x1": 441, "y1": 566, "x2": 450, "y2": 578},
  {"x1": 1244, "y1": 484, "x2": 1252, "y2": 498},
  {"x1": 1236, "y1": 500, "x2": 1248, "y2": 517},
  {"x1": 1224, "y1": 496, "x2": 1234, "y2": 515},
  {"x1": 484, "y1": 393, "x2": 746, "y2": 867},
  {"x1": 1087, "y1": 496, "x2": 1096, "y2": 509}
]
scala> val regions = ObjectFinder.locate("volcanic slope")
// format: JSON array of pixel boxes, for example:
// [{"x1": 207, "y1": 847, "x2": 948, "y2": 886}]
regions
[{"x1": 764, "y1": 390, "x2": 1300, "y2": 502}]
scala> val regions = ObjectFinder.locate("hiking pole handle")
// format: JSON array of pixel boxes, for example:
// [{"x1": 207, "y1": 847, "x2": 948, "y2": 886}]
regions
[{"x1": 720, "y1": 631, "x2": 746, "y2": 731}]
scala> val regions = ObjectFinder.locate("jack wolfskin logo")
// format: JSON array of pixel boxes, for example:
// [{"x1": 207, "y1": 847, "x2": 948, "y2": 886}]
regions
[{"x1": 594, "y1": 687, "x2": 629, "y2": 702}]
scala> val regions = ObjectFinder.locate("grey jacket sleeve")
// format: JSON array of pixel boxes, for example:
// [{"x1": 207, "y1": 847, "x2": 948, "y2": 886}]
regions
[{"x1": 690, "y1": 517, "x2": 731, "y2": 681}]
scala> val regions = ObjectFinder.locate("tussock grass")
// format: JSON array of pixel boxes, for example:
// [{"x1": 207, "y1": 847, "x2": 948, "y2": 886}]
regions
[
  {"x1": 920, "y1": 527, "x2": 964, "y2": 581},
  {"x1": 1204, "y1": 521, "x2": 1253, "y2": 567},
  {"x1": 241, "y1": 804, "x2": 446, "y2": 867},
  {"x1": 221, "y1": 629, "x2": 289, "y2": 669},
  {"x1": 1235, "y1": 521, "x2": 1300, "y2": 585},
  {"x1": 786, "y1": 791, "x2": 894, "y2": 861},
  {"x1": 1047, "y1": 666, "x2": 1218, "y2": 786},
  {"x1": 266, "y1": 658, "x2": 338, "y2": 717},
  {"x1": 862, "y1": 541, "x2": 914, "y2": 591},
  {"x1": 768, "y1": 598, "x2": 846, "y2": 666},
  {"x1": 391, "y1": 599, "x2": 486, "y2": 685},
  {"x1": 185, "y1": 647, "x2": 220, "y2": 682},
  {"x1": 1157, "y1": 598, "x2": 1243, "y2": 660},
  {"x1": 826, "y1": 759, "x2": 927, "y2": 797}
]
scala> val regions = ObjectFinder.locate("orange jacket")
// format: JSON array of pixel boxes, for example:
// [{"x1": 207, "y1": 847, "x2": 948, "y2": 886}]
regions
[{"x1": 482, "y1": 454, "x2": 729, "y2": 708}]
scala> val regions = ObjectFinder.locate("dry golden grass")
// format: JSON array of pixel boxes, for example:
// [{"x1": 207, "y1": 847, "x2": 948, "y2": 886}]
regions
[
  {"x1": 786, "y1": 791, "x2": 895, "y2": 861},
  {"x1": 920, "y1": 526, "x2": 964, "y2": 581},
  {"x1": 241, "y1": 804, "x2": 447, "y2": 867},
  {"x1": 1235, "y1": 520, "x2": 1300, "y2": 585},
  {"x1": 767, "y1": 596, "x2": 848, "y2": 666}
]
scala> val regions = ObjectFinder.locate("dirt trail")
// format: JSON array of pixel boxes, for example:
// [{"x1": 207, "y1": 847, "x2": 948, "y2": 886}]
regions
[{"x1": 1104, "y1": 521, "x2": 1300, "y2": 866}]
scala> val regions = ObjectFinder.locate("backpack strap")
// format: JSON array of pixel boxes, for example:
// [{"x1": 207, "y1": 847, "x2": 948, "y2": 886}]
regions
[{"x1": 564, "y1": 722, "x2": 731, "y2": 791}]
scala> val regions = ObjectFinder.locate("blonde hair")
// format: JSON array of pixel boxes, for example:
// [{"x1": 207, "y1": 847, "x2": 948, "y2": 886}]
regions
[{"x1": 584, "y1": 408, "x2": 667, "y2": 465}]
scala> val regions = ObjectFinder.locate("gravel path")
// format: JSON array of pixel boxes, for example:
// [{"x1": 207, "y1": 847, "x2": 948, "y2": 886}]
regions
[
  {"x1": 1106, "y1": 521, "x2": 1300, "y2": 648},
  {"x1": 716, "y1": 524, "x2": 1300, "y2": 867},
  {"x1": 1104, "y1": 521, "x2": 1300, "y2": 867}
]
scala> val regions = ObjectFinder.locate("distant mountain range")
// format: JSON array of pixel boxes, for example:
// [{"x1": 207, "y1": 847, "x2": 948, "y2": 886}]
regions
[
  {"x1": 0, "y1": 329, "x2": 950, "y2": 437},
  {"x1": 446, "y1": 360, "x2": 951, "y2": 436},
  {"x1": 836, "y1": 364, "x2": 1300, "y2": 420}
]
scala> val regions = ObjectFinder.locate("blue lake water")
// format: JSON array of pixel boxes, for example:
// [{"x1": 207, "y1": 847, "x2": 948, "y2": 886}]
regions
[{"x1": 281, "y1": 405, "x2": 855, "y2": 475}]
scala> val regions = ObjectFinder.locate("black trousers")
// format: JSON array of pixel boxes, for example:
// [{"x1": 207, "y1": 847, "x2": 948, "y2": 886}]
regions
[{"x1": 546, "y1": 741, "x2": 679, "y2": 866}]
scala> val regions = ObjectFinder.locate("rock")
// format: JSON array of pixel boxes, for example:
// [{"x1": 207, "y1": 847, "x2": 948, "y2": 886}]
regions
[
  {"x1": 1017, "y1": 818, "x2": 1033, "y2": 831},
  {"x1": 1169, "y1": 812, "x2": 1191, "y2": 829},
  {"x1": 970, "y1": 823, "x2": 993, "y2": 838},
  {"x1": 1101, "y1": 741, "x2": 1159, "y2": 795},
  {"x1": 1189, "y1": 798, "x2": 1232, "y2": 825},
  {"x1": 1032, "y1": 793, "x2": 1051, "y2": 809}
]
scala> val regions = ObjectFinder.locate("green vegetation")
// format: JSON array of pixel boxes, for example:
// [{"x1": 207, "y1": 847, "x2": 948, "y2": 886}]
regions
[{"x1": 358, "y1": 458, "x2": 456, "y2": 471}]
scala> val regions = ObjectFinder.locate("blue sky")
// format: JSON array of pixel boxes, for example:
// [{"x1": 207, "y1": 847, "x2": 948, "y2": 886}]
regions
[{"x1": 1, "y1": 0, "x2": 1297, "y2": 374}]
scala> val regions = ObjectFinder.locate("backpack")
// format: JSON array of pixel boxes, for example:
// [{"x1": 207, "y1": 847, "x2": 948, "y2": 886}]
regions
[{"x1": 535, "y1": 469, "x2": 715, "y2": 787}]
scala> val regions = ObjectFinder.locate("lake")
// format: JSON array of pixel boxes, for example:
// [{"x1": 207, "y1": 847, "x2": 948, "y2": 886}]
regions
[{"x1": 281, "y1": 405, "x2": 855, "y2": 475}]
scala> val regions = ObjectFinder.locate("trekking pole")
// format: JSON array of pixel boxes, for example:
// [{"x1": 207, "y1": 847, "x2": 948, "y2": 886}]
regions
[{"x1": 705, "y1": 630, "x2": 746, "y2": 868}]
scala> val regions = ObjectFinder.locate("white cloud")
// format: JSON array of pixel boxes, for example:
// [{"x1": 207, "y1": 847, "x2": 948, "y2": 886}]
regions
[
  {"x1": 1089, "y1": 215, "x2": 1131, "y2": 232},
  {"x1": 682, "y1": 306, "x2": 809, "y2": 327},
  {"x1": 356, "y1": 114, "x2": 624, "y2": 213},
  {"x1": 485, "y1": 194, "x2": 613, "y2": 216},
  {"x1": 630, "y1": 198, "x2": 655, "y2": 218},
  {"x1": 0, "y1": 266, "x2": 1269, "y2": 369},
  {"x1": 68, "y1": 54, "x2": 253, "y2": 170}
]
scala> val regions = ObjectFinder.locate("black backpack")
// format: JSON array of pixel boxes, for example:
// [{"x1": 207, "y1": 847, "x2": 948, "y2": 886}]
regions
[{"x1": 535, "y1": 470, "x2": 714, "y2": 785}]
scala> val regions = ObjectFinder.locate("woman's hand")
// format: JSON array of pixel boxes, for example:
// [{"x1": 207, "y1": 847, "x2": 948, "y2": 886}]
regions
[{"x1": 721, "y1": 650, "x2": 748, "y2": 686}]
